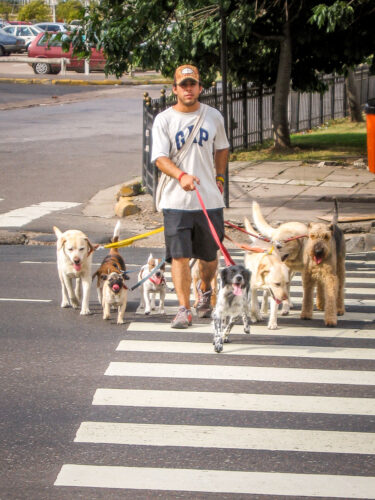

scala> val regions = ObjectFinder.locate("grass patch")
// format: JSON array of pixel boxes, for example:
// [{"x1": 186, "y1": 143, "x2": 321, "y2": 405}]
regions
[{"x1": 230, "y1": 118, "x2": 367, "y2": 163}]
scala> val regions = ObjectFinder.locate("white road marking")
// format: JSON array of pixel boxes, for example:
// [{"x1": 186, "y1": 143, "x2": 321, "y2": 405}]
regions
[
  {"x1": 0, "y1": 298, "x2": 51, "y2": 303},
  {"x1": 126, "y1": 321, "x2": 375, "y2": 339},
  {"x1": 93, "y1": 388, "x2": 375, "y2": 415},
  {"x1": 0, "y1": 201, "x2": 81, "y2": 228},
  {"x1": 54, "y1": 465, "x2": 375, "y2": 498},
  {"x1": 74, "y1": 421, "x2": 375, "y2": 454},
  {"x1": 105, "y1": 361, "x2": 375, "y2": 385},
  {"x1": 116, "y1": 339, "x2": 375, "y2": 359}
]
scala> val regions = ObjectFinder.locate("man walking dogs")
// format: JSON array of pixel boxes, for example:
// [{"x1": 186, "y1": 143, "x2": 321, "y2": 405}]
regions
[{"x1": 151, "y1": 64, "x2": 229, "y2": 329}]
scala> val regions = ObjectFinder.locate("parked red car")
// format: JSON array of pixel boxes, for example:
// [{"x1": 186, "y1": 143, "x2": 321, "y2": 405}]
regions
[{"x1": 27, "y1": 32, "x2": 106, "y2": 75}]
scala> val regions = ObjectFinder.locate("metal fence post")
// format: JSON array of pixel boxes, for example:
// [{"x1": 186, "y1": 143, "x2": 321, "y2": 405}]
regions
[
  {"x1": 242, "y1": 80, "x2": 248, "y2": 149},
  {"x1": 228, "y1": 82, "x2": 233, "y2": 151},
  {"x1": 320, "y1": 92, "x2": 324, "y2": 125},
  {"x1": 308, "y1": 92, "x2": 312, "y2": 129},
  {"x1": 296, "y1": 92, "x2": 300, "y2": 132},
  {"x1": 343, "y1": 79, "x2": 347, "y2": 117},
  {"x1": 331, "y1": 78, "x2": 335, "y2": 120},
  {"x1": 213, "y1": 81, "x2": 218, "y2": 109},
  {"x1": 259, "y1": 87, "x2": 263, "y2": 144}
]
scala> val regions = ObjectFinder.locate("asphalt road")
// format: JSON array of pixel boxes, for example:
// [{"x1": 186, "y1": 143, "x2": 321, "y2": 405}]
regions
[
  {"x1": 1, "y1": 244, "x2": 375, "y2": 499},
  {"x1": 0, "y1": 82, "x2": 163, "y2": 238}
]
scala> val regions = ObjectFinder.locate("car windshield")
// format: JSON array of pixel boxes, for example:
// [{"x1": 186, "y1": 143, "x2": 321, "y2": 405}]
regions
[
  {"x1": 30, "y1": 26, "x2": 41, "y2": 35},
  {"x1": 0, "y1": 28, "x2": 10, "y2": 35}
]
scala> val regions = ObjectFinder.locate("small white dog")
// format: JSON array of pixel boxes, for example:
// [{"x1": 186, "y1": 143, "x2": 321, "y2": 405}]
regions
[
  {"x1": 101, "y1": 271, "x2": 128, "y2": 324},
  {"x1": 244, "y1": 217, "x2": 289, "y2": 330},
  {"x1": 212, "y1": 264, "x2": 251, "y2": 353},
  {"x1": 138, "y1": 254, "x2": 167, "y2": 315},
  {"x1": 53, "y1": 226, "x2": 97, "y2": 315}
]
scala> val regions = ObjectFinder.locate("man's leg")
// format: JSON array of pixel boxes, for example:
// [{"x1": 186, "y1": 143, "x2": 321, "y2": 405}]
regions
[
  {"x1": 196, "y1": 257, "x2": 218, "y2": 318},
  {"x1": 198, "y1": 258, "x2": 218, "y2": 292},
  {"x1": 172, "y1": 257, "x2": 191, "y2": 308},
  {"x1": 170, "y1": 257, "x2": 193, "y2": 329}
]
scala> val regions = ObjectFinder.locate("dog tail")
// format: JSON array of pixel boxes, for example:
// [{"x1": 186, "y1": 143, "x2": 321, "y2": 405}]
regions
[
  {"x1": 332, "y1": 198, "x2": 338, "y2": 225},
  {"x1": 112, "y1": 221, "x2": 121, "y2": 243},
  {"x1": 53, "y1": 226, "x2": 62, "y2": 238},
  {"x1": 252, "y1": 201, "x2": 275, "y2": 239},
  {"x1": 244, "y1": 217, "x2": 258, "y2": 243}
]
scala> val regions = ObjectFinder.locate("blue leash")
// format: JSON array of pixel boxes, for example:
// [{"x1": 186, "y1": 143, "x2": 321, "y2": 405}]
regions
[{"x1": 130, "y1": 258, "x2": 166, "y2": 291}]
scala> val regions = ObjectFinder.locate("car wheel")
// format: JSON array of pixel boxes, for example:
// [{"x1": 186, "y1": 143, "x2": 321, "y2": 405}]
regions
[
  {"x1": 0, "y1": 46, "x2": 5, "y2": 56},
  {"x1": 32, "y1": 61, "x2": 51, "y2": 74}
]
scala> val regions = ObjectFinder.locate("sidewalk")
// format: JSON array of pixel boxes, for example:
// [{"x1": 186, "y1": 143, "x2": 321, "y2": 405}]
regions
[
  {"x1": 0, "y1": 61, "x2": 171, "y2": 86},
  {"x1": 80, "y1": 159, "x2": 375, "y2": 252}
]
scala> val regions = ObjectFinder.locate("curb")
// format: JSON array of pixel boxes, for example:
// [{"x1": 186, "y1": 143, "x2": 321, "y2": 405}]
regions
[{"x1": 0, "y1": 77, "x2": 172, "y2": 86}]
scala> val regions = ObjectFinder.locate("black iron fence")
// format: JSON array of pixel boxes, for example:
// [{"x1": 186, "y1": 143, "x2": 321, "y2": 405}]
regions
[{"x1": 142, "y1": 67, "x2": 375, "y2": 202}]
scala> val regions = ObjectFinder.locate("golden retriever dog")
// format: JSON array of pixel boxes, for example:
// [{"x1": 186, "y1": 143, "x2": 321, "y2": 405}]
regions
[
  {"x1": 53, "y1": 226, "x2": 97, "y2": 315},
  {"x1": 252, "y1": 200, "x2": 307, "y2": 315},
  {"x1": 244, "y1": 217, "x2": 289, "y2": 330}
]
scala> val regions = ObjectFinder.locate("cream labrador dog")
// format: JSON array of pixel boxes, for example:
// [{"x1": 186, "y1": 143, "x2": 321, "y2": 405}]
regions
[
  {"x1": 252, "y1": 200, "x2": 307, "y2": 315},
  {"x1": 53, "y1": 226, "x2": 97, "y2": 315},
  {"x1": 244, "y1": 217, "x2": 289, "y2": 330}
]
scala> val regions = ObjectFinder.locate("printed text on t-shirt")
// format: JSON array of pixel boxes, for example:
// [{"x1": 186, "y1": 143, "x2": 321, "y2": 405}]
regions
[{"x1": 175, "y1": 126, "x2": 209, "y2": 150}]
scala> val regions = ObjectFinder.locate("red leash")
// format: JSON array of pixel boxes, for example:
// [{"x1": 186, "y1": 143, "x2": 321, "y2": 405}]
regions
[
  {"x1": 225, "y1": 220, "x2": 307, "y2": 244},
  {"x1": 195, "y1": 187, "x2": 235, "y2": 267}
]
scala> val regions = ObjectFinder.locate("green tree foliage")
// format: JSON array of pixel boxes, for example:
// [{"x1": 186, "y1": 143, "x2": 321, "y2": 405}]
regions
[
  {"x1": 18, "y1": 0, "x2": 51, "y2": 22},
  {"x1": 0, "y1": 1, "x2": 13, "y2": 20},
  {"x1": 56, "y1": 0, "x2": 84, "y2": 23},
  {"x1": 74, "y1": 0, "x2": 375, "y2": 149}
]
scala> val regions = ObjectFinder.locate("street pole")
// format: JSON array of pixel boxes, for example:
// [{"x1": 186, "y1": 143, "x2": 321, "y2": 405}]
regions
[
  {"x1": 84, "y1": 0, "x2": 90, "y2": 75},
  {"x1": 220, "y1": 6, "x2": 229, "y2": 207}
]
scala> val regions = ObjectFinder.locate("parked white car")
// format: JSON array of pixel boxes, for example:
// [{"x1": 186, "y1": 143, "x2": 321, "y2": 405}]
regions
[{"x1": 2, "y1": 24, "x2": 42, "y2": 49}]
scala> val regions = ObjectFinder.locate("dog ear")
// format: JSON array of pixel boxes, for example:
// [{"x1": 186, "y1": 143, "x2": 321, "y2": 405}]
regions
[
  {"x1": 281, "y1": 253, "x2": 289, "y2": 262},
  {"x1": 220, "y1": 267, "x2": 228, "y2": 284},
  {"x1": 243, "y1": 268, "x2": 251, "y2": 283},
  {"x1": 56, "y1": 236, "x2": 66, "y2": 251},
  {"x1": 86, "y1": 239, "x2": 98, "y2": 256},
  {"x1": 256, "y1": 262, "x2": 269, "y2": 286},
  {"x1": 148, "y1": 253, "x2": 153, "y2": 262}
]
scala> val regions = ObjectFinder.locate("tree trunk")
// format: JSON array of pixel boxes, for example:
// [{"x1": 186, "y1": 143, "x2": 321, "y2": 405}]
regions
[
  {"x1": 273, "y1": 9, "x2": 292, "y2": 149},
  {"x1": 346, "y1": 68, "x2": 364, "y2": 122}
]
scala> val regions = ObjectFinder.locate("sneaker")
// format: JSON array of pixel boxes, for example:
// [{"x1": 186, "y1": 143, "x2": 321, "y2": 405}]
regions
[
  {"x1": 171, "y1": 306, "x2": 193, "y2": 329},
  {"x1": 195, "y1": 280, "x2": 213, "y2": 318}
]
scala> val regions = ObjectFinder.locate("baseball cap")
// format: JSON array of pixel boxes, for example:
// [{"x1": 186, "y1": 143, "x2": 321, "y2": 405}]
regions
[{"x1": 174, "y1": 64, "x2": 200, "y2": 85}]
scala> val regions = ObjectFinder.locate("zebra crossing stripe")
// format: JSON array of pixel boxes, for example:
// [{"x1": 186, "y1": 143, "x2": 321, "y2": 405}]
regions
[
  {"x1": 74, "y1": 421, "x2": 375, "y2": 454},
  {"x1": 117, "y1": 339, "x2": 375, "y2": 360},
  {"x1": 92, "y1": 388, "x2": 375, "y2": 415},
  {"x1": 127, "y1": 321, "x2": 375, "y2": 338},
  {"x1": 0, "y1": 201, "x2": 80, "y2": 228},
  {"x1": 54, "y1": 464, "x2": 375, "y2": 498},
  {"x1": 105, "y1": 361, "x2": 375, "y2": 385}
]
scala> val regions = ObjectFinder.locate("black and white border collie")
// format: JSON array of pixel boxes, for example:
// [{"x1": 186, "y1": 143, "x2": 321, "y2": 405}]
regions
[{"x1": 212, "y1": 264, "x2": 251, "y2": 353}]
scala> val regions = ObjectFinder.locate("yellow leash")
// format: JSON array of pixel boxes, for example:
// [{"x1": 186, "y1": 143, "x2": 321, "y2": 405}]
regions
[{"x1": 104, "y1": 226, "x2": 164, "y2": 249}]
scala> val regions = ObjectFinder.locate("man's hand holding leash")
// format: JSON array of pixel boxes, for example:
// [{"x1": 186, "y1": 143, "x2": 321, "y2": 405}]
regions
[{"x1": 178, "y1": 172, "x2": 200, "y2": 191}]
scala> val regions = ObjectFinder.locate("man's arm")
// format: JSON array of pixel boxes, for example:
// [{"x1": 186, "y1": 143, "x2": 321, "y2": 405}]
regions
[
  {"x1": 214, "y1": 148, "x2": 229, "y2": 193},
  {"x1": 156, "y1": 156, "x2": 199, "y2": 191}
]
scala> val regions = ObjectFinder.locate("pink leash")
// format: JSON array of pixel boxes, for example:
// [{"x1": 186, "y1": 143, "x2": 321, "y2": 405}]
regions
[{"x1": 195, "y1": 187, "x2": 235, "y2": 267}]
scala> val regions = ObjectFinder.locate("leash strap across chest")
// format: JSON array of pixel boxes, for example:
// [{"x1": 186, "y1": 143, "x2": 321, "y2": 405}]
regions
[{"x1": 195, "y1": 187, "x2": 235, "y2": 267}]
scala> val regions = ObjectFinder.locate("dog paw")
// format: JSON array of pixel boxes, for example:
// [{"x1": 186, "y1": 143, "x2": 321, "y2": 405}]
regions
[
  {"x1": 61, "y1": 301, "x2": 70, "y2": 308},
  {"x1": 250, "y1": 313, "x2": 262, "y2": 323},
  {"x1": 103, "y1": 315, "x2": 110, "y2": 320},
  {"x1": 244, "y1": 326, "x2": 250, "y2": 334},
  {"x1": 144, "y1": 310, "x2": 150, "y2": 316},
  {"x1": 117, "y1": 319, "x2": 124, "y2": 325},
  {"x1": 300, "y1": 313, "x2": 312, "y2": 320},
  {"x1": 281, "y1": 303, "x2": 290, "y2": 316},
  {"x1": 80, "y1": 309, "x2": 91, "y2": 316},
  {"x1": 337, "y1": 308, "x2": 345, "y2": 316},
  {"x1": 158, "y1": 309, "x2": 166, "y2": 315},
  {"x1": 268, "y1": 322, "x2": 278, "y2": 330},
  {"x1": 325, "y1": 318, "x2": 337, "y2": 327},
  {"x1": 214, "y1": 340, "x2": 223, "y2": 353}
]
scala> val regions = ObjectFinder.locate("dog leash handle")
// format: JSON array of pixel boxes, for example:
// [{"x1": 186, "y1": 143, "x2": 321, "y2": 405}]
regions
[{"x1": 195, "y1": 187, "x2": 235, "y2": 267}]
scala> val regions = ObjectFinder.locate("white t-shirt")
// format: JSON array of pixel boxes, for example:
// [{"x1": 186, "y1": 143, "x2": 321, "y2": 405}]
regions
[{"x1": 151, "y1": 103, "x2": 229, "y2": 210}]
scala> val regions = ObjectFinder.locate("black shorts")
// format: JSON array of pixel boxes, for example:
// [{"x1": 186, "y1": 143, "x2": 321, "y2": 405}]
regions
[{"x1": 163, "y1": 208, "x2": 224, "y2": 263}]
